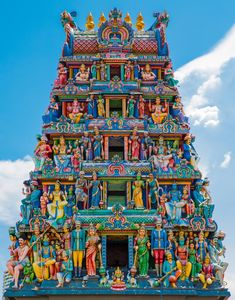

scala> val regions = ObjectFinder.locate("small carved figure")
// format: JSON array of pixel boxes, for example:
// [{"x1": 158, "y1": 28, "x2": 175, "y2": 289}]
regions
[
  {"x1": 198, "y1": 256, "x2": 214, "y2": 289},
  {"x1": 132, "y1": 172, "x2": 145, "y2": 209},
  {"x1": 147, "y1": 173, "x2": 159, "y2": 209},
  {"x1": 149, "y1": 97, "x2": 167, "y2": 124},
  {"x1": 75, "y1": 171, "x2": 88, "y2": 209},
  {"x1": 67, "y1": 99, "x2": 84, "y2": 124},
  {"x1": 99, "y1": 60, "x2": 107, "y2": 81},
  {"x1": 92, "y1": 127, "x2": 104, "y2": 160},
  {"x1": 141, "y1": 64, "x2": 156, "y2": 81},
  {"x1": 54, "y1": 63, "x2": 67, "y2": 87},
  {"x1": 56, "y1": 251, "x2": 73, "y2": 287},
  {"x1": 133, "y1": 61, "x2": 140, "y2": 80},
  {"x1": 171, "y1": 96, "x2": 188, "y2": 124},
  {"x1": 40, "y1": 192, "x2": 49, "y2": 217},
  {"x1": 175, "y1": 237, "x2": 192, "y2": 282},
  {"x1": 42, "y1": 97, "x2": 60, "y2": 124},
  {"x1": 75, "y1": 64, "x2": 89, "y2": 81},
  {"x1": 91, "y1": 61, "x2": 97, "y2": 79},
  {"x1": 164, "y1": 61, "x2": 179, "y2": 89},
  {"x1": 128, "y1": 127, "x2": 140, "y2": 160},
  {"x1": 88, "y1": 172, "x2": 103, "y2": 209},
  {"x1": 124, "y1": 60, "x2": 133, "y2": 81},
  {"x1": 97, "y1": 95, "x2": 105, "y2": 117},
  {"x1": 138, "y1": 95, "x2": 145, "y2": 118},
  {"x1": 86, "y1": 94, "x2": 95, "y2": 118},
  {"x1": 47, "y1": 181, "x2": 67, "y2": 221}
]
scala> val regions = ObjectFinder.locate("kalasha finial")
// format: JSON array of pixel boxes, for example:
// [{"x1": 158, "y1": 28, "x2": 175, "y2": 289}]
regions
[
  {"x1": 98, "y1": 12, "x2": 106, "y2": 27},
  {"x1": 136, "y1": 12, "x2": 145, "y2": 31},
  {"x1": 85, "y1": 12, "x2": 95, "y2": 31},
  {"x1": 124, "y1": 12, "x2": 132, "y2": 26}
]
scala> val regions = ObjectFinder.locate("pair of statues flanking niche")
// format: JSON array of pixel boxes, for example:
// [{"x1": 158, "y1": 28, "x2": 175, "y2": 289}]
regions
[{"x1": 75, "y1": 60, "x2": 108, "y2": 81}]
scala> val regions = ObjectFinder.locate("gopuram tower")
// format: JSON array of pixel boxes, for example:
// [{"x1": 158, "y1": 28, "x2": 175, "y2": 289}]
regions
[{"x1": 3, "y1": 8, "x2": 230, "y2": 300}]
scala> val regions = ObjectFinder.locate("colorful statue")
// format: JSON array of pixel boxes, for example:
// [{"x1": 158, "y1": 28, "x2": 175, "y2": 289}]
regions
[
  {"x1": 166, "y1": 231, "x2": 176, "y2": 259},
  {"x1": 164, "y1": 61, "x2": 179, "y2": 89},
  {"x1": 42, "y1": 97, "x2": 60, "y2": 124},
  {"x1": 33, "y1": 235, "x2": 56, "y2": 281},
  {"x1": 62, "y1": 224, "x2": 71, "y2": 250},
  {"x1": 99, "y1": 60, "x2": 107, "y2": 81},
  {"x1": 132, "y1": 172, "x2": 145, "y2": 209},
  {"x1": 47, "y1": 181, "x2": 67, "y2": 222},
  {"x1": 30, "y1": 225, "x2": 42, "y2": 263},
  {"x1": 157, "y1": 194, "x2": 167, "y2": 219},
  {"x1": 65, "y1": 186, "x2": 76, "y2": 218},
  {"x1": 34, "y1": 135, "x2": 52, "y2": 171},
  {"x1": 85, "y1": 12, "x2": 95, "y2": 31},
  {"x1": 134, "y1": 224, "x2": 150, "y2": 276},
  {"x1": 75, "y1": 171, "x2": 88, "y2": 209},
  {"x1": 56, "y1": 251, "x2": 73, "y2": 287},
  {"x1": 54, "y1": 63, "x2": 67, "y2": 87},
  {"x1": 67, "y1": 99, "x2": 84, "y2": 124},
  {"x1": 196, "y1": 231, "x2": 208, "y2": 263},
  {"x1": 92, "y1": 127, "x2": 104, "y2": 160},
  {"x1": 138, "y1": 95, "x2": 145, "y2": 119},
  {"x1": 188, "y1": 242, "x2": 202, "y2": 281},
  {"x1": 175, "y1": 237, "x2": 192, "y2": 282},
  {"x1": 171, "y1": 96, "x2": 188, "y2": 124},
  {"x1": 183, "y1": 186, "x2": 195, "y2": 218},
  {"x1": 91, "y1": 61, "x2": 97, "y2": 79},
  {"x1": 128, "y1": 127, "x2": 140, "y2": 160},
  {"x1": 133, "y1": 61, "x2": 140, "y2": 80},
  {"x1": 141, "y1": 64, "x2": 156, "y2": 81},
  {"x1": 147, "y1": 173, "x2": 159, "y2": 209},
  {"x1": 79, "y1": 132, "x2": 92, "y2": 161},
  {"x1": 55, "y1": 242, "x2": 64, "y2": 273},
  {"x1": 149, "y1": 97, "x2": 167, "y2": 124},
  {"x1": 71, "y1": 142, "x2": 81, "y2": 172},
  {"x1": 162, "y1": 252, "x2": 181, "y2": 288},
  {"x1": 7, "y1": 236, "x2": 30, "y2": 289},
  {"x1": 151, "y1": 136, "x2": 172, "y2": 171},
  {"x1": 97, "y1": 95, "x2": 105, "y2": 117},
  {"x1": 127, "y1": 95, "x2": 136, "y2": 118},
  {"x1": 86, "y1": 94, "x2": 95, "y2": 118},
  {"x1": 111, "y1": 267, "x2": 126, "y2": 290},
  {"x1": 88, "y1": 172, "x2": 103, "y2": 209},
  {"x1": 75, "y1": 64, "x2": 90, "y2": 81},
  {"x1": 140, "y1": 132, "x2": 154, "y2": 160},
  {"x1": 40, "y1": 191, "x2": 49, "y2": 217},
  {"x1": 71, "y1": 220, "x2": 86, "y2": 278},
  {"x1": 151, "y1": 219, "x2": 167, "y2": 277},
  {"x1": 124, "y1": 60, "x2": 133, "y2": 81},
  {"x1": 53, "y1": 136, "x2": 71, "y2": 172},
  {"x1": 21, "y1": 263, "x2": 35, "y2": 287},
  {"x1": 198, "y1": 256, "x2": 214, "y2": 289},
  {"x1": 85, "y1": 224, "x2": 101, "y2": 276},
  {"x1": 20, "y1": 180, "x2": 33, "y2": 225},
  {"x1": 183, "y1": 134, "x2": 198, "y2": 170}
]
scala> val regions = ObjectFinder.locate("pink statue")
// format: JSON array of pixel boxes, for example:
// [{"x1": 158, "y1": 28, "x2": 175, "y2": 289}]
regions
[
  {"x1": 71, "y1": 141, "x2": 81, "y2": 171},
  {"x1": 7, "y1": 236, "x2": 29, "y2": 289},
  {"x1": 62, "y1": 225, "x2": 71, "y2": 250},
  {"x1": 34, "y1": 136, "x2": 52, "y2": 171},
  {"x1": 75, "y1": 64, "x2": 90, "y2": 81},
  {"x1": 124, "y1": 60, "x2": 133, "y2": 81},
  {"x1": 86, "y1": 224, "x2": 101, "y2": 276},
  {"x1": 128, "y1": 127, "x2": 141, "y2": 160},
  {"x1": 40, "y1": 191, "x2": 49, "y2": 217},
  {"x1": 138, "y1": 95, "x2": 145, "y2": 118},
  {"x1": 54, "y1": 63, "x2": 68, "y2": 87},
  {"x1": 67, "y1": 99, "x2": 84, "y2": 124}
]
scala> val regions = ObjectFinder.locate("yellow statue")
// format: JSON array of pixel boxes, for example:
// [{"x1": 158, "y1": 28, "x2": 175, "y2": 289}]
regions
[
  {"x1": 124, "y1": 13, "x2": 132, "y2": 26},
  {"x1": 132, "y1": 172, "x2": 145, "y2": 209},
  {"x1": 85, "y1": 12, "x2": 95, "y2": 31},
  {"x1": 47, "y1": 181, "x2": 67, "y2": 221},
  {"x1": 136, "y1": 12, "x2": 144, "y2": 31},
  {"x1": 98, "y1": 12, "x2": 106, "y2": 27}
]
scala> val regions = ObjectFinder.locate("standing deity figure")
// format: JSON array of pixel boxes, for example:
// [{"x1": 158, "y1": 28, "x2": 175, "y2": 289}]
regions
[
  {"x1": 8, "y1": 227, "x2": 19, "y2": 261},
  {"x1": 30, "y1": 225, "x2": 43, "y2": 263},
  {"x1": 40, "y1": 191, "x2": 49, "y2": 217},
  {"x1": 166, "y1": 231, "x2": 177, "y2": 259},
  {"x1": 141, "y1": 64, "x2": 156, "y2": 81},
  {"x1": 75, "y1": 64, "x2": 90, "y2": 81},
  {"x1": 65, "y1": 186, "x2": 76, "y2": 218},
  {"x1": 157, "y1": 193, "x2": 167, "y2": 219},
  {"x1": 128, "y1": 127, "x2": 140, "y2": 160},
  {"x1": 162, "y1": 252, "x2": 181, "y2": 288},
  {"x1": 86, "y1": 94, "x2": 95, "y2": 118},
  {"x1": 42, "y1": 97, "x2": 60, "y2": 125},
  {"x1": 97, "y1": 95, "x2": 105, "y2": 117},
  {"x1": 85, "y1": 224, "x2": 101, "y2": 276},
  {"x1": 56, "y1": 251, "x2": 73, "y2": 288},
  {"x1": 71, "y1": 220, "x2": 86, "y2": 278},
  {"x1": 20, "y1": 180, "x2": 32, "y2": 225},
  {"x1": 54, "y1": 63, "x2": 67, "y2": 87},
  {"x1": 140, "y1": 132, "x2": 154, "y2": 160},
  {"x1": 183, "y1": 186, "x2": 195, "y2": 218},
  {"x1": 198, "y1": 256, "x2": 214, "y2": 289},
  {"x1": 132, "y1": 172, "x2": 145, "y2": 209},
  {"x1": 175, "y1": 237, "x2": 192, "y2": 282},
  {"x1": 124, "y1": 60, "x2": 133, "y2": 81},
  {"x1": 183, "y1": 134, "x2": 198, "y2": 170},
  {"x1": 30, "y1": 180, "x2": 41, "y2": 210},
  {"x1": 164, "y1": 61, "x2": 179, "y2": 89},
  {"x1": 134, "y1": 224, "x2": 150, "y2": 277},
  {"x1": 79, "y1": 132, "x2": 92, "y2": 161},
  {"x1": 88, "y1": 172, "x2": 103, "y2": 209},
  {"x1": 171, "y1": 96, "x2": 188, "y2": 124},
  {"x1": 196, "y1": 231, "x2": 208, "y2": 263},
  {"x1": 47, "y1": 181, "x2": 67, "y2": 221},
  {"x1": 34, "y1": 135, "x2": 52, "y2": 171},
  {"x1": 151, "y1": 136, "x2": 172, "y2": 171},
  {"x1": 127, "y1": 95, "x2": 136, "y2": 118},
  {"x1": 133, "y1": 61, "x2": 140, "y2": 80},
  {"x1": 7, "y1": 236, "x2": 29, "y2": 289},
  {"x1": 55, "y1": 242, "x2": 64, "y2": 273},
  {"x1": 92, "y1": 127, "x2": 104, "y2": 160},
  {"x1": 208, "y1": 237, "x2": 228, "y2": 287},
  {"x1": 188, "y1": 242, "x2": 202, "y2": 281},
  {"x1": 147, "y1": 173, "x2": 159, "y2": 209},
  {"x1": 53, "y1": 136, "x2": 71, "y2": 172},
  {"x1": 62, "y1": 224, "x2": 71, "y2": 251},
  {"x1": 138, "y1": 95, "x2": 145, "y2": 119},
  {"x1": 149, "y1": 97, "x2": 167, "y2": 124},
  {"x1": 151, "y1": 219, "x2": 167, "y2": 277},
  {"x1": 75, "y1": 171, "x2": 88, "y2": 209},
  {"x1": 67, "y1": 99, "x2": 84, "y2": 124},
  {"x1": 33, "y1": 235, "x2": 56, "y2": 281},
  {"x1": 71, "y1": 141, "x2": 81, "y2": 172},
  {"x1": 91, "y1": 61, "x2": 97, "y2": 80},
  {"x1": 99, "y1": 60, "x2": 107, "y2": 81}
]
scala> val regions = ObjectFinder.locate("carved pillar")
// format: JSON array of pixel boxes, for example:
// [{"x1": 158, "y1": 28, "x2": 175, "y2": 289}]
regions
[
  {"x1": 104, "y1": 136, "x2": 109, "y2": 160},
  {"x1": 128, "y1": 235, "x2": 134, "y2": 268},
  {"x1": 101, "y1": 236, "x2": 107, "y2": 268},
  {"x1": 124, "y1": 136, "x2": 128, "y2": 160},
  {"x1": 121, "y1": 64, "x2": 125, "y2": 81},
  {"x1": 122, "y1": 97, "x2": 126, "y2": 117},
  {"x1": 106, "y1": 64, "x2": 110, "y2": 81},
  {"x1": 103, "y1": 181, "x2": 107, "y2": 209},
  {"x1": 69, "y1": 67, "x2": 73, "y2": 79},
  {"x1": 106, "y1": 98, "x2": 110, "y2": 118},
  {"x1": 127, "y1": 181, "x2": 132, "y2": 208}
]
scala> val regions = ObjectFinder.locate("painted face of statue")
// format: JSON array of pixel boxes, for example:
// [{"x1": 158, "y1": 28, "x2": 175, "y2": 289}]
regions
[
  {"x1": 139, "y1": 228, "x2": 145, "y2": 237},
  {"x1": 18, "y1": 238, "x2": 25, "y2": 247},
  {"x1": 55, "y1": 183, "x2": 60, "y2": 191}
]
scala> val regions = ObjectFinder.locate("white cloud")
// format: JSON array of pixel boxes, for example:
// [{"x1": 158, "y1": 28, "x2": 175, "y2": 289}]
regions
[
  {"x1": 0, "y1": 156, "x2": 34, "y2": 225},
  {"x1": 175, "y1": 25, "x2": 235, "y2": 127},
  {"x1": 220, "y1": 151, "x2": 232, "y2": 169}
]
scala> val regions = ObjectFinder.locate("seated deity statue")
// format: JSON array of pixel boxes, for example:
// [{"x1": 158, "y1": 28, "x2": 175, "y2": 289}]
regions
[
  {"x1": 75, "y1": 64, "x2": 90, "y2": 81},
  {"x1": 149, "y1": 97, "x2": 167, "y2": 124},
  {"x1": 150, "y1": 136, "x2": 172, "y2": 171},
  {"x1": 141, "y1": 64, "x2": 156, "y2": 81},
  {"x1": 67, "y1": 99, "x2": 84, "y2": 124},
  {"x1": 47, "y1": 181, "x2": 67, "y2": 221},
  {"x1": 53, "y1": 136, "x2": 71, "y2": 172}
]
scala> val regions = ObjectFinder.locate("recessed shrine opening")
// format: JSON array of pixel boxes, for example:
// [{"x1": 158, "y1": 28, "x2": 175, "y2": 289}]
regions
[
  {"x1": 107, "y1": 180, "x2": 126, "y2": 208},
  {"x1": 109, "y1": 136, "x2": 124, "y2": 160},
  {"x1": 109, "y1": 99, "x2": 123, "y2": 116},
  {"x1": 107, "y1": 235, "x2": 128, "y2": 268},
  {"x1": 110, "y1": 65, "x2": 121, "y2": 79}
]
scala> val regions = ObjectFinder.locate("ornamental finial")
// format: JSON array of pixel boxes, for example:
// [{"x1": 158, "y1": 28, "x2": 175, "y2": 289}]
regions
[
  {"x1": 85, "y1": 12, "x2": 95, "y2": 31},
  {"x1": 124, "y1": 12, "x2": 132, "y2": 26},
  {"x1": 98, "y1": 12, "x2": 106, "y2": 27},
  {"x1": 136, "y1": 12, "x2": 144, "y2": 31}
]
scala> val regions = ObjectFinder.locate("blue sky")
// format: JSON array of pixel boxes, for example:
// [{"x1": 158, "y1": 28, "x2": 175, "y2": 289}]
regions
[{"x1": 0, "y1": 0, "x2": 235, "y2": 296}]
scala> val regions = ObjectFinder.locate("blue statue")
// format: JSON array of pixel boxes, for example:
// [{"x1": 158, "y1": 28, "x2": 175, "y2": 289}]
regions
[
  {"x1": 88, "y1": 172, "x2": 103, "y2": 208},
  {"x1": 42, "y1": 97, "x2": 60, "y2": 124}
]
